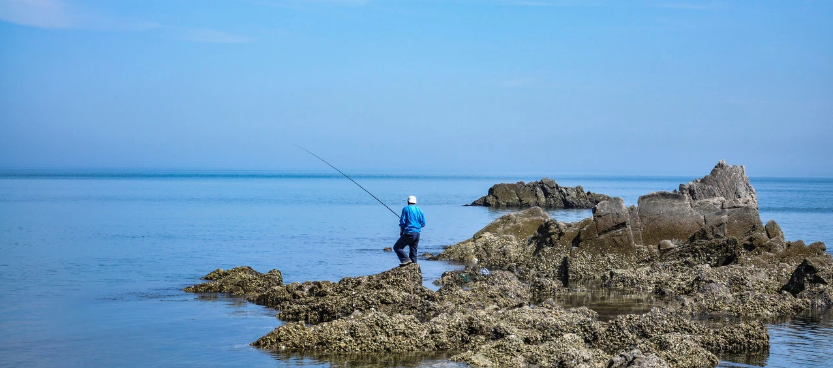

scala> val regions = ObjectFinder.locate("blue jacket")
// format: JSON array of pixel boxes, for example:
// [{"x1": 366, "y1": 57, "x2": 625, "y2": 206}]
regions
[{"x1": 400, "y1": 205, "x2": 425, "y2": 234}]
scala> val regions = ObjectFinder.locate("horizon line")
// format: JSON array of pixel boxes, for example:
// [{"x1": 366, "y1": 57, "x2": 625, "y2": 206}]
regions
[{"x1": 0, "y1": 167, "x2": 831, "y2": 180}]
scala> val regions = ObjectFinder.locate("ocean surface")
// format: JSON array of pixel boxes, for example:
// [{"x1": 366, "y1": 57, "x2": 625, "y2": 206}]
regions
[{"x1": 0, "y1": 170, "x2": 830, "y2": 368}]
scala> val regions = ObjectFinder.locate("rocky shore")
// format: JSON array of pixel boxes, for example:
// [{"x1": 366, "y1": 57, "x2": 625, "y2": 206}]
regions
[
  {"x1": 468, "y1": 178, "x2": 611, "y2": 209},
  {"x1": 185, "y1": 161, "x2": 831, "y2": 368}
]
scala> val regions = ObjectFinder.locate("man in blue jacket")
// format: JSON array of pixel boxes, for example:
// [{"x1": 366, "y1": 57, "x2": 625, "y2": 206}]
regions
[{"x1": 394, "y1": 195, "x2": 425, "y2": 266}]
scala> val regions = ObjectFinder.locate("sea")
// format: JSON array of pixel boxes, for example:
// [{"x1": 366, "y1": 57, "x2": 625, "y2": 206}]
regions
[{"x1": 0, "y1": 170, "x2": 830, "y2": 368}]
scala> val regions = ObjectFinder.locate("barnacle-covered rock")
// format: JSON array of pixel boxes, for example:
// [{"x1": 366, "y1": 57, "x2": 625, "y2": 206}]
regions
[
  {"x1": 187, "y1": 161, "x2": 833, "y2": 368},
  {"x1": 257, "y1": 263, "x2": 438, "y2": 324},
  {"x1": 183, "y1": 266, "x2": 282, "y2": 296}
]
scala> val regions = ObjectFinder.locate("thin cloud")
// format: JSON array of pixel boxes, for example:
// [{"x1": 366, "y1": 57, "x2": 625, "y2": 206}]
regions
[
  {"x1": 0, "y1": 0, "x2": 75, "y2": 28},
  {"x1": 0, "y1": 0, "x2": 251, "y2": 43},
  {"x1": 0, "y1": 0, "x2": 158, "y2": 30}
]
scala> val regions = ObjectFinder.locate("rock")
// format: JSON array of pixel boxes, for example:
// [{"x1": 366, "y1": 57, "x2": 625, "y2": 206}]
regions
[
  {"x1": 765, "y1": 220, "x2": 784, "y2": 241},
  {"x1": 383, "y1": 247, "x2": 392, "y2": 252},
  {"x1": 439, "y1": 161, "x2": 833, "y2": 318},
  {"x1": 255, "y1": 263, "x2": 435, "y2": 324},
  {"x1": 252, "y1": 310, "x2": 433, "y2": 352},
  {"x1": 201, "y1": 266, "x2": 259, "y2": 281},
  {"x1": 780, "y1": 240, "x2": 828, "y2": 259},
  {"x1": 640, "y1": 161, "x2": 764, "y2": 246},
  {"x1": 183, "y1": 266, "x2": 283, "y2": 296},
  {"x1": 638, "y1": 192, "x2": 705, "y2": 246},
  {"x1": 580, "y1": 199, "x2": 639, "y2": 254},
  {"x1": 594, "y1": 198, "x2": 631, "y2": 235},
  {"x1": 809, "y1": 241, "x2": 827, "y2": 253},
  {"x1": 469, "y1": 178, "x2": 612, "y2": 208},
  {"x1": 782, "y1": 259, "x2": 828, "y2": 296},
  {"x1": 473, "y1": 207, "x2": 549, "y2": 239},
  {"x1": 444, "y1": 162, "x2": 781, "y2": 282},
  {"x1": 649, "y1": 333, "x2": 718, "y2": 368},
  {"x1": 607, "y1": 349, "x2": 669, "y2": 368},
  {"x1": 678, "y1": 160, "x2": 757, "y2": 208},
  {"x1": 437, "y1": 207, "x2": 548, "y2": 268},
  {"x1": 788, "y1": 240, "x2": 806, "y2": 248},
  {"x1": 188, "y1": 160, "x2": 833, "y2": 368}
]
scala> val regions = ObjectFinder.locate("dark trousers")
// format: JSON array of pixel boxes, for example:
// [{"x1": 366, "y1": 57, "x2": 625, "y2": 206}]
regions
[{"x1": 393, "y1": 232, "x2": 420, "y2": 263}]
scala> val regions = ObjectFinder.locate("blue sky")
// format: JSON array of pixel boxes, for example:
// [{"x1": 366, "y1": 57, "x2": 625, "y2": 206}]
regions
[{"x1": 0, "y1": 0, "x2": 831, "y2": 176}]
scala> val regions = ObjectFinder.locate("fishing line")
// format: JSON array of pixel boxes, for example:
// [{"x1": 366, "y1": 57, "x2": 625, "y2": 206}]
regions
[{"x1": 295, "y1": 145, "x2": 400, "y2": 218}]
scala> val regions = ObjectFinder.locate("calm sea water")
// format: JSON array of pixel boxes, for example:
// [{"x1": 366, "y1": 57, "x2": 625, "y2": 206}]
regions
[{"x1": 0, "y1": 171, "x2": 830, "y2": 368}]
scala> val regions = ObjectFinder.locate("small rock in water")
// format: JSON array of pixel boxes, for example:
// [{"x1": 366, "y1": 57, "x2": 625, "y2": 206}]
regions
[{"x1": 383, "y1": 247, "x2": 392, "y2": 252}]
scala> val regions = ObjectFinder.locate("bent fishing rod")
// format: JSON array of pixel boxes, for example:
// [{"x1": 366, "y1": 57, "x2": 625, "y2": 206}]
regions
[{"x1": 295, "y1": 145, "x2": 400, "y2": 218}]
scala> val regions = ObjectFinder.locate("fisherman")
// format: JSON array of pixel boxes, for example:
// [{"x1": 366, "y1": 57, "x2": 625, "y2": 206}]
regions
[{"x1": 394, "y1": 195, "x2": 425, "y2": 266}]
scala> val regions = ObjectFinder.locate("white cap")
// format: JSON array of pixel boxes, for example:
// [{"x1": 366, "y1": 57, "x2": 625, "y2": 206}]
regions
[{"x1": 408, "y1": 195, "x2": 417, "y2": 204}]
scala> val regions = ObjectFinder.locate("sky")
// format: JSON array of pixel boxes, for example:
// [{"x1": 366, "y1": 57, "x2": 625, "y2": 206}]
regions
[{"x1": 0, "y1": 0, "x2": 831, "y2": 177}]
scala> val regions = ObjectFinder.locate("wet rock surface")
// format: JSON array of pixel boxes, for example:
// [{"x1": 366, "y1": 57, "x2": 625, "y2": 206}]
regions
[
  {"x1": 185, "y1": 161, "x2": 832, "y2": 368},
  {"x1": 469, "y1": 178, "x2": 612, "y2": 208},
  {"x1": 183, "y1": 266, "x2": 283, "y2": 296}
]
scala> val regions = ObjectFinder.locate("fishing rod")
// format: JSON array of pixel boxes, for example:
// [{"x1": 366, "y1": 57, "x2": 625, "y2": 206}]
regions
[{"x1": 295, "y1": 145, "x2": 400, "y2": 218}]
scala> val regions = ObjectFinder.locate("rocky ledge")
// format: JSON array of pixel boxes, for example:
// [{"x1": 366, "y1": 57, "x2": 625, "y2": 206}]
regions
[
  {"x1": 186, "y1": 264, "x2": 766, "y2": 368},
  {"x1": 468, "y1": 178, "x2": 612, "y2": 208},
  {"x1": 184, "y1": 161, "x2": 831, "y2": 368}
]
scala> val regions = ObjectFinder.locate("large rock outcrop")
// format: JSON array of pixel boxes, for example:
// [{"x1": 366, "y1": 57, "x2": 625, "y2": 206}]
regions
[
  {"x1": 439, "y1": 161, "x2": 833, "y2": 319},
  {"x1": 183, "y1": 161, "x2": 833, "y2": 368},
  {"x1": 469, "y1": 178, "x2": 612, "y2": 208},
  {"x1": 458, "y1": 161, "x2": 767, "y2": 280},
  {"x1": 448, "y1": 161, "x2": 773, "y2": 278},
  {"x1": 639, "y1": 160, "x2": 763, "y2": 246}
]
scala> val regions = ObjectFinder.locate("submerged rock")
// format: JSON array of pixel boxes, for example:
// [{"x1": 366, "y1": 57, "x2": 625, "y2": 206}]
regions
[{"x1": 469, "y1": 178, "x2": 611, "y2": 208}]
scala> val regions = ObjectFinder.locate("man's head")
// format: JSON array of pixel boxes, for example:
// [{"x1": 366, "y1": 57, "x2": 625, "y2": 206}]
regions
[{"x1": 408, "y1": 195, "x2": 417, "y2": 204}]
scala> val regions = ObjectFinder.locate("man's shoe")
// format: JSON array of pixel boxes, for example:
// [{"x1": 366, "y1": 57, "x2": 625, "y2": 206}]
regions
[{"x1": 399, "y1": 260, "x2": 413, "y2": 267}]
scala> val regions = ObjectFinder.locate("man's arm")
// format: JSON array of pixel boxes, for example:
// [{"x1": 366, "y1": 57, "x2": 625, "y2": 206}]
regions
[{"x1": 400, "y1": 208, "x2": 407, "y2": 235}]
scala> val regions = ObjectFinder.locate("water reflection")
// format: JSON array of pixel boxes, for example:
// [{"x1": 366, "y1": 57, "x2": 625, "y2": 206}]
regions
[
  {"x1": 718, "y1": 308, "x2": 833, "y2": 368},
  {"x1": 546, "y1": 280, "x2": 662, "y2": 321}
]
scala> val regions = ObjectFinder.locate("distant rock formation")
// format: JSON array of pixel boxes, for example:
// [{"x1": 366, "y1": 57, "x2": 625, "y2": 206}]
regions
[
  {"x1": 468, "y1": 178, "x2": 612, "y2": 208},
  {"x1": 535, "y1": 160, "x2": 769, "y2": 262},
  {"x1": 442, "y1": 161, "x2": 807, "y2": 281},
  {"x1": 439, "y1": 160, "x2": 832, "y2": 320}
]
